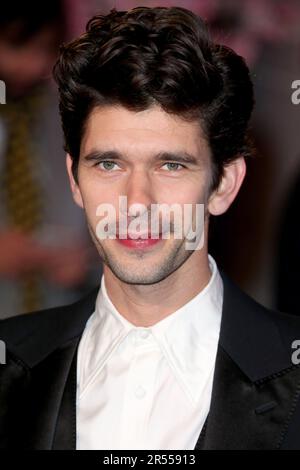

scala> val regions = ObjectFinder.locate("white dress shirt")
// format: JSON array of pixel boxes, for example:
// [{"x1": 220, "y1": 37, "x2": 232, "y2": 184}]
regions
[{"x1": 76, "y1": 254, "x2": 224, "y2": 450}]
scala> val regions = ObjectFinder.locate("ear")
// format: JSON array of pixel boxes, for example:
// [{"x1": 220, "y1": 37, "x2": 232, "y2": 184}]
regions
[
  {"x1": 66, "y1": 153, "x2": 84, "y2": 209},
  {"x1": 208, "y1": 156, "x2": 246, "y2": 216}
]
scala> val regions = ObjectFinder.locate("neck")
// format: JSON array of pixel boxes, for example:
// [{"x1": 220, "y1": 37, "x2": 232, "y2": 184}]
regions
[{"x1": 103, "y1": 249, "x2": 212, "y2": 327}]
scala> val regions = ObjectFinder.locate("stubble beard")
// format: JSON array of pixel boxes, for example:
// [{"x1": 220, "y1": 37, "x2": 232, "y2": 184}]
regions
[{"x1": 87, "y1": 220, "x2": 195, "y2": 285}]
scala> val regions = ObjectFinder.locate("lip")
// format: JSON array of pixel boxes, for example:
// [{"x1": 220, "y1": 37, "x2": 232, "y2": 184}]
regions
[{"x1": 115, "y1": 233, "x2": 163, "y2": 249}]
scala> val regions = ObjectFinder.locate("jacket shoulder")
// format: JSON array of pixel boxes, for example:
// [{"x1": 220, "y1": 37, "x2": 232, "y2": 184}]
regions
[
  {"x1": 220, "y1": 272, "x2": 300, "y2": 381},
  {"x1": 222, "y1": 271, "x2": 300, "y2": 337},
  {"x1": 0, "y1": 286, "x2": 99, "y2": 367}
]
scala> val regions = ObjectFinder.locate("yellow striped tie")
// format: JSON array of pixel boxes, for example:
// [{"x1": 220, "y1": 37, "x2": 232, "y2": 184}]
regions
[{"x1": 1, "y1": 91, "x2": 45, "y2": 312}]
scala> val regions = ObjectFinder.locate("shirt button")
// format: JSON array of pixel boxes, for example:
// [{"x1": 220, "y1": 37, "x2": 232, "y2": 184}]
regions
[
  {"x1": 139, "y1": 329, "x2": 150, "y2": 339},
  {"x1": 135, "y1": 385, "x2": 146, "y2": 399}
]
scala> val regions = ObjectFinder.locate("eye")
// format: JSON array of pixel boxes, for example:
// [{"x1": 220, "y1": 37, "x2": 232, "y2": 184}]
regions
[
  {"x1": 98, "y1": 161, "x2": 119, "y2": 171},
  {"x1": 161, "y1": 162, "x2": 185, "y2": 171}
]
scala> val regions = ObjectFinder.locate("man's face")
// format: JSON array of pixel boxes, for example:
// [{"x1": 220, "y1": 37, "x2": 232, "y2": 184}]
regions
[{"x1": 70, "y1": 104, "x2": 213, "y2": 285}]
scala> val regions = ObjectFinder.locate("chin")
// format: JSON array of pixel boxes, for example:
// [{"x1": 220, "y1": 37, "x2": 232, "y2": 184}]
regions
[{"x1": 109, "y1": 265, "x2": 169, "y2": 286}]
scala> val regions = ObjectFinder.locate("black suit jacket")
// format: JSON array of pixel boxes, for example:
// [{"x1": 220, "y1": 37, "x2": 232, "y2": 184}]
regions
[{"x1": 1, "y1": 272, "x2": 300, "y2": 450}]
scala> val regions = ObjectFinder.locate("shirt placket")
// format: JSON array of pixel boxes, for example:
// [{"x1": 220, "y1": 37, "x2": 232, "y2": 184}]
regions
[{"x1": 118, "y1": 328, "x2": 161, "y2": 449}]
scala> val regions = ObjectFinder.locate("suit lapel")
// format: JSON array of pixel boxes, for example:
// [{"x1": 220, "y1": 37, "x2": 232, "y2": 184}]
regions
[
  {"x1": 52, "y1": 339, "x2": 79, "y2": 450},
  {"x1": 22, "y1": 337, "x2": 79, "y2": 450},
  {"x1": 195, "y1": 344, "x2": 300, "y2": 449}
]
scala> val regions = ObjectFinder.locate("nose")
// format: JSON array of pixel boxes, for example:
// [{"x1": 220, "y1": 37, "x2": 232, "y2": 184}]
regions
[{"x1": 122, "y1": 169, "x2": 154, "y2": 218}]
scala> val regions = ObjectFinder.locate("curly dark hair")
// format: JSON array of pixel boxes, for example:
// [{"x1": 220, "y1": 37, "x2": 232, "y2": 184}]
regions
[{"x1": 53, "y1": 6, "x2": 255, "y2": 190}]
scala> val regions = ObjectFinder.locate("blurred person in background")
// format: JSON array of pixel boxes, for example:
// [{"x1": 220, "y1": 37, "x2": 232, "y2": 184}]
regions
[{"x1": 0, "y1": 0, "x2": 101, "y2": 318}]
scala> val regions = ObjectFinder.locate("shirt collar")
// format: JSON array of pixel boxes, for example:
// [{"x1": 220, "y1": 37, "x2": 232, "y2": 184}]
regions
[{"x1": 78, "y1": 254, "x2": 223, "y2": 406}]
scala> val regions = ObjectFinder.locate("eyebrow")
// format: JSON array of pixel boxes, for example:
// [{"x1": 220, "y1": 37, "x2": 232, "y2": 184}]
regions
[{"x1": 82, "y1": 149, "x2": 200, "y2": 166}]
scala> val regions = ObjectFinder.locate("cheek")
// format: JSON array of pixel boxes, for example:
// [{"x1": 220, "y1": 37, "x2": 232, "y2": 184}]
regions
[
  {"x1": 80, "y1": 183, "x2": 121, "y2": 223},
  {"x1": 163, "y1": 185, "x2": 206, "y2": 206}
]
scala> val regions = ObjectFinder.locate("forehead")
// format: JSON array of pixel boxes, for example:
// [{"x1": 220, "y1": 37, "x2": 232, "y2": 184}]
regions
[{"x1": 80, "y1": 104, "x2": 210, "y2": 160}]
